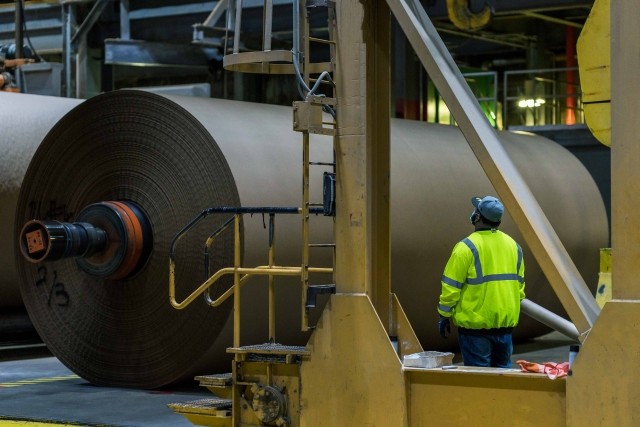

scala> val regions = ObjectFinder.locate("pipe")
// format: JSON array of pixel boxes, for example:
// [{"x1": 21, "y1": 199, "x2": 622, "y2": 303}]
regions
[
  {"x1": 0, "y1": 92, "x2": 83, "y2": 308},
  {"x1": 19, "y1": 220, "x2": 107, "y2": 263},
  {"x1": 446, "y1": 0, "x2": 492, "y2": 31},
  {"x1": 14, "y1": 0, "x2": 23, "y2": 59},
  {"x1": 520, "y1": 298, "x2": 580, "y2": 342}
]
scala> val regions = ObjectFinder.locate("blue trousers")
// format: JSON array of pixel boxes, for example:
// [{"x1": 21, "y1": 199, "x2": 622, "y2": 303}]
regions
[{"x1": 458, "y1": 332, "x2": 513, "y2": 368}]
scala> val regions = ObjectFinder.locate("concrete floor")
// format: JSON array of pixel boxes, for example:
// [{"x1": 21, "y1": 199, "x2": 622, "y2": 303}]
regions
[
  {"x1": 0, "y1": 356, "x2": 208, "y2": 426},
  {"x1": 0, "y1": 332, "x2": 576, "y2": 426}
]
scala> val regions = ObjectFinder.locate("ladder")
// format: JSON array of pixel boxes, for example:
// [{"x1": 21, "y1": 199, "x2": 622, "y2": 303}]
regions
[{"x1": 294, "y1": 0, "x2": 338, "y2": 331}]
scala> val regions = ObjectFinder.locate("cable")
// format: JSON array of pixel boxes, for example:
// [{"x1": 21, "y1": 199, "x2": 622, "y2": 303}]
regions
[
  {"x1": 19, "y1": 0, "x2": 45, "y2": 62},
  {"x1": 291, "y1": 0, "x2": 335, "y2": 103}
]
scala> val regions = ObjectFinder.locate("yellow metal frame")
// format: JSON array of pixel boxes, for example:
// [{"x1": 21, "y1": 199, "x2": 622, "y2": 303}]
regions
[
  {"x1": 577, "y1": 0, "x2": 610, "y2": 147},
  {"x1": 406, "y1": 367, "x2": 566, "y2": 426},
  {"x1": 169, "y1": 407, "x2": 231, "y2": 427},
  {"x1": 566, "y1": 2, "x2": 640, "y2": 425},
  {"x1": 169, "y1": 213, "x2": 332, "y2": 347},
  {"x1": 169, "y1": 0, "x2": 636, "y2": 426},
  {"x1": 595, "y1": 248, "x2": 611, "y2": 308},
  {"x1": 230, "y1": 361, "x2": 302, "y2": 426},
  {"x1": 300, "y1": 295, "x2": 411, "y2": 426}
]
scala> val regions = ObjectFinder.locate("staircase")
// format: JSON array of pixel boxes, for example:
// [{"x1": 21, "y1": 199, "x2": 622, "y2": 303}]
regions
[{"x1": 167, "y1": 374, "x2": 232, "y2": 426}]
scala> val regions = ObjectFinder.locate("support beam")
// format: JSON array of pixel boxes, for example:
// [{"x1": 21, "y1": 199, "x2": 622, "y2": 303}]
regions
[
  {"x1": 120, "y1": 0, "x2": 130, "y2": 40},
  {"x1": 611, "y1": 0, "x2": 640, "y2": 297},
  {"x1": 366, "y1": 0, "x2": 392, "y2": 330},
  {"x1": 14, "y1": 0, "x2": 23, "y2": 59},
  {"x1": 334, "y1": 0, "x2": 367, "y2": 293},
  {"x1": 70, "y1": 0, "x2": 109, "y2": 45}
]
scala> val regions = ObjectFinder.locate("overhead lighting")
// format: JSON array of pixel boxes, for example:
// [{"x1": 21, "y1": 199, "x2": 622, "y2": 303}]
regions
[{"x1": 518, "y1": 98, "x2": 546, "y2": 108}]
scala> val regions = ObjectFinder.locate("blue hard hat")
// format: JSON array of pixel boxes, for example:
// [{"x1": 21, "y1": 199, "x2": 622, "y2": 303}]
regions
[{"x1": 471, "y1": 196, "x2": 504, "y2": 222}]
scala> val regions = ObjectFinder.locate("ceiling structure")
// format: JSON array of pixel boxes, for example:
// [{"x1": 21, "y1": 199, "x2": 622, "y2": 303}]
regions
[
  {"x1": 1, "y1": 1, "x2": 594, "y2": 69},
  {"x1": 423, "y1": 0, "x2": 593, "y2": 69}
]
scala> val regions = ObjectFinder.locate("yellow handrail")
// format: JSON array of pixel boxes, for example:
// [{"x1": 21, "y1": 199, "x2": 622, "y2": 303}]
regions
[
  {"x1": 169, "y1": 212, "x2": 333, "y2": 347},
  {"x1": 169, "y1": 263, "x2": 332, "y2": 310}
]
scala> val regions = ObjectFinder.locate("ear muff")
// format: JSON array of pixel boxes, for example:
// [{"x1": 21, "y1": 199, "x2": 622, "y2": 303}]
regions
[{"x1": 469, "y1": 209, "x2": 481, "y2": 224}]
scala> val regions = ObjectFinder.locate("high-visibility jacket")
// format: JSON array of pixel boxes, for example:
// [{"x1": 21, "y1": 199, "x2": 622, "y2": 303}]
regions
[{"x1": 437, "y1": 229, "x2": 525, "y2": 330}]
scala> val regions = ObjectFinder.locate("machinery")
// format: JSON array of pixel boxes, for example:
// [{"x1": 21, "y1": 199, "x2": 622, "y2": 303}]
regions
[
  {"x1": 0, "y1": 45, "x2": 33, "y2": 92},
  {"x1": 1, "y1": 0, "x2": 38, "y2": 93},
  {"x1": 158, "y1": 0, "x2": 626, "y2": 425},
  {"x1": 9, "y1": 0, "x2": 638, "y2": 425},
  {"x1": 7, "y1": 89, "x2": 603, "y2": 388},
  {"x1": 0, "y1": 56, "x2": 19, "y2": 91}
]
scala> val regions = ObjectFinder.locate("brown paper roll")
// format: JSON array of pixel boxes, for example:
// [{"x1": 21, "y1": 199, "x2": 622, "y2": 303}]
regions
[{"x1": 8, "y1": 90, "x2": 607, "y2": 388}]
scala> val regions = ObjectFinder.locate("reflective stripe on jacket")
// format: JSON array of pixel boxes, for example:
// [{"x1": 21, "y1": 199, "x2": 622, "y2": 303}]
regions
[{"x1": 437, "y1": 229, "x2": 525, "y2": 329}]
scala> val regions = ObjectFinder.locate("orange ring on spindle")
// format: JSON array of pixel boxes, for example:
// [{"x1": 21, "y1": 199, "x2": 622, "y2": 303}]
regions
[{"x1": 103, "y1": 201, "x2": 145, "y2": 280}]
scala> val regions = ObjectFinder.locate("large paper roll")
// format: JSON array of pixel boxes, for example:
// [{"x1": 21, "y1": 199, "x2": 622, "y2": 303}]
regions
[{"x1": 7, "y1": 90, "x2": 607, "y2": 388}]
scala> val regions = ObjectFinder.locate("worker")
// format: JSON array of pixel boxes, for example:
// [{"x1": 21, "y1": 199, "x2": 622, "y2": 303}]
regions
[{"x1": 437, "y1": 196, "x2": 525, "y2": 368}]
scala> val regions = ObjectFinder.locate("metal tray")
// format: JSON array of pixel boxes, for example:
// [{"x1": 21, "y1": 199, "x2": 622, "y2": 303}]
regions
[{"x1": 403, "y1": 351, "x2": 454, "y2": 368}]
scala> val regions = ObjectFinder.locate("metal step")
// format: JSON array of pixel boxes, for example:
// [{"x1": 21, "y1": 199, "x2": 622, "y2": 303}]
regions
[
  {"x1": 169, "y1": 396, "x2": 232, "y2": 412},
  {"x1": 227, "y1": 342, "x2": 309, "y2": 363},
  {"x1": 194, "y1": 373, "x2": 233, "y2": 399},
  {"x1": 168, "y1": 397, "x2": 232, "y2": 426},
  {"x1": 195, "y1": 373, "x2": 232, "y2": 388}
]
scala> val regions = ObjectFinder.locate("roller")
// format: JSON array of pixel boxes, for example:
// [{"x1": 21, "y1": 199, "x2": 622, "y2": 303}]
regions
[
  {"x1": 5, "y1": 90, "x2": 608, "y2": 388},
  {"x1": 1, "y1": 93, "x2": 82, "y2": 308},
  {"x1": 0, "y1": 93, "x2": 82, "y2": 337}
]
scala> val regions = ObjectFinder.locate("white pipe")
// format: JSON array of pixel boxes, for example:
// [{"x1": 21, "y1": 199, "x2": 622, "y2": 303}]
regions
[{"x1": 521, "y1": 298, "x2": 580, "y2": 342}]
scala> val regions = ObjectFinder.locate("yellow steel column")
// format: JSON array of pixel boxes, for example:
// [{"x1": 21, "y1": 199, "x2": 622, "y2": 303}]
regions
[
  {"x1": 334, "y1": 0, "x2": 367, "y2": 294},
  {"x1": 567, "y1": 1, "x2": 640, "y2": 425},
  {"x1": 334, "y1": 0, "x2": 391, "y2": 308},
  {"x1": 610, "y1": 1, "x2": 640, "y2": 299},
  {"x1": 300, "y1": 1, "x2": 409, "y2": 425},
  {"x1": 366, "y1": 0, "x2": 392, "y2": 331}
]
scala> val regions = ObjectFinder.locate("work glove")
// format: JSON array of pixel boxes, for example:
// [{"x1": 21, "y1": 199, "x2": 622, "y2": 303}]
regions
[{"x1": 438, "y1": 315, "x2": 451, "y2": 339}]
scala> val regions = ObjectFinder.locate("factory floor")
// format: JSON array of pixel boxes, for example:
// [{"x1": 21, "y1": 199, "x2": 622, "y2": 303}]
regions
[
  {"x1": 0, "y1": 351, "x2": 204, "y2": 427},
  {"x1": 0, "y1": 332, "x2": 575, "y2": 427}
]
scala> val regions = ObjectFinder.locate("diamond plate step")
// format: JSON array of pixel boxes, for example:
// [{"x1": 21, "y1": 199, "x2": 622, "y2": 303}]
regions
[
  {"x1": 194, "y1": 373, "x2": 233, "y2": 398},
  {"x1": 195, "y1": 373, "x2": 232, "y2": 387},
  {"x1": 168, "y1": 396, "x2": 232, "y2": 416},
  {"x1": 227, "y1": 342, "x2": 310, "y2": 363}
]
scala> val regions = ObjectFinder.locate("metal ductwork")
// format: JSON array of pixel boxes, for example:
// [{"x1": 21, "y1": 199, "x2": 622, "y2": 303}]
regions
[{"x1": 446, "y1": 0, "x2": 493, "y2": 31}]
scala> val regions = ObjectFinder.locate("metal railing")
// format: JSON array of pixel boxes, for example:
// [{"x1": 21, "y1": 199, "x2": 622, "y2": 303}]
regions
[
  {"x1": 463, "y1": 71, "x2": 498, "y2": 128},
  {"x1": 169, "y1": 206, "x2": 333, "y2": 348},
  {"x1": 503, "y1": 67, "x2": 583, "y2": 129}
]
